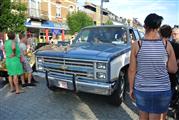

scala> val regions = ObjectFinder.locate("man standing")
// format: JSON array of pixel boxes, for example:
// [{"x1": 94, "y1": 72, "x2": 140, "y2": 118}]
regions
[
  {"x1": 171, "y1": 26, "x2": 179, "y2": 64},
  {"x1": 0, "y1": 33, "x2": 7, "y2": 89},
  {"x1": 169, "y1": 26, "x2": 179, "y2": 109}
]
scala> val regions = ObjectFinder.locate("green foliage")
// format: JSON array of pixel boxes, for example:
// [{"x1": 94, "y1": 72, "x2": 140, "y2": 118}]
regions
[
  {"x1": 0, "y1": 0, "x2": 27, "y2": 33},
  {"x1": 105, "y1": 20, "x2": 113, "y2": 25},
  {"x1": 67, "y1": 11, "x2": 94, "y2": 35}
]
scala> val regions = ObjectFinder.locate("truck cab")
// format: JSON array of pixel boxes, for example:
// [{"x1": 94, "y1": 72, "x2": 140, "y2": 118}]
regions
[{"x1": 33, "y1": 25, "x2": 141, "y2": 106}]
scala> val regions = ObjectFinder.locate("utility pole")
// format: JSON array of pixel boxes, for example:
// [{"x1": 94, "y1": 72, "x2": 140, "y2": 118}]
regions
[
  {"x1": 100, "y1": 0, "x2": 104, "y2": 25},
  {"x1": 100, "y1": 0, "x2": 109, "y2": 25}
]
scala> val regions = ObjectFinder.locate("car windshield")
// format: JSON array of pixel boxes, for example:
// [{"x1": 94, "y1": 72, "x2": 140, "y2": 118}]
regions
[{"x1": 74, "y1": 26, "x2": 128, "y2": 44}]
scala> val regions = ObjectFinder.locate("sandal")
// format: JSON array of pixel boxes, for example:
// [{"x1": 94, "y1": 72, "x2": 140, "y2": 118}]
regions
[
  {"x1": 10, "y1": 89, "x2": 15, "y2": 93},
  {"x1": 15, "y1": 90, "x2": 24, "y2": 94}
]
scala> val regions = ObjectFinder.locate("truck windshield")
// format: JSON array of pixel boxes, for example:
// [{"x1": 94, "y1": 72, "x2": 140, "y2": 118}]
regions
[{"x1": 74, "y1": 27, "x2": 128, "y2": 44}]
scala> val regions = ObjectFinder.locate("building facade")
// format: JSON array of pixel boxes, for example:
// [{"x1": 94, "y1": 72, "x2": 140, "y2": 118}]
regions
[
  {"x1": 83, "y1": 2, "x2": 127, "y2": 26},
  {"x1": 18, "y1": 0, "x2": 77, "y2": 41},
  {"x1": 83, "y1": 2, "x2": 108, "y2": 25}
]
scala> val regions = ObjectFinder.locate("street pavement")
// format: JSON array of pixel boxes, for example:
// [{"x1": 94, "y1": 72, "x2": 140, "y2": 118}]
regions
[
  {"x1": 0, "y1": 80, "x2": 7, "y2": 89},
  {"x1": 0, "y1": 78, "x2": 174, "y2": 120}
]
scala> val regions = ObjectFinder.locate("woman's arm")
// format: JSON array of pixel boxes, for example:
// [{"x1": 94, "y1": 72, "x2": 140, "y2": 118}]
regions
[
  {"x1": 11, "y1": 41, "x2": 16, "y2": 57},
  {"x1": 167, "y1": 42, "x2": 178, "y2": 73},
  {"x1": 23, "y1": 50, "x2": 28, "y2": 56},
  {"x1": 128, "y1": 41, "x2": 138, "y2": 100}
]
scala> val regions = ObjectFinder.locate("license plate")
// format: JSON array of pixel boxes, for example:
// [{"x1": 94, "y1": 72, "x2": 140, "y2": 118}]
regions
[{"x1": 58, "y1": 81, "x2": 68, "y2": 89}]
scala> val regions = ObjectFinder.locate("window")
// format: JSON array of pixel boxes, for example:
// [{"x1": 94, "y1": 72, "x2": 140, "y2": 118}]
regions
[
  {"x1": 29, "y1": 0, "x2": 40, "y2": 18},
  {"x1": 69, "y1": 5, "x2": 74, "y2": 13},
  {"x1": 139, "y1": 31, "x2": 144, "y2": 38},
  {"x1": 76, "y1": 30, "x2": 90, "y2": 43},
  {"x1": 74, "y1": 27, "x2": 128, "y2": 45},
  {"x1": 134, "y1": 30, "x2": 140, "y2": 40},
  {"x1": 56, "y1": 5, "x2": 61, "y2": 17},
  {"x1": 129, "y1": 29, "x2": 136, "y2": 40}
]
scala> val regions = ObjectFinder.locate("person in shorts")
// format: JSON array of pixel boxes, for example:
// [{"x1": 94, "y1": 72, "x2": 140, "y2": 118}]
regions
[
  {"x1": 19, "y1": 33, "x2": 35, "y2": 87},
  {"x1": 128, "y1": 13, "x2": 178, "y2": 120},
  {"x1": 4, "y1": 32, "x2": 24, "y2": 94}
]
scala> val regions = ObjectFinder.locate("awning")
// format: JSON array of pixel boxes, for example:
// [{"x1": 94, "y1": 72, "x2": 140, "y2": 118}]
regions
[
  {"x1": 42, "y1": 21, "x2": 55, "y2": 28},
  {"x1": 25, "y1": 20, "x2": 69, "y2": 30}
]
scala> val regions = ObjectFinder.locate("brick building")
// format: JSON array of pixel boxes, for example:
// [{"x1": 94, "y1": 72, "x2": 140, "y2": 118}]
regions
[
  {"x1": 17, "y1": 0, "x2": 77, "y2": 41},
  {"x1": 83, "y1": 2, "x2": 127, "y2": 26}
]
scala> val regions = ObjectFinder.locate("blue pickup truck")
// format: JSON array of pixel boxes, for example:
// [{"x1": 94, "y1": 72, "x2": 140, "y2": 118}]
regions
[{"x1": 33, "y1": 25, "x2": 142, "y2": 106}]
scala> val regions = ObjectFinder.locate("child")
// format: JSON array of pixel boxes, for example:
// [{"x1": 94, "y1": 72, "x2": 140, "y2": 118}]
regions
[{"x1": 19, "y1": 33, "x2": 36, "y2": 87}]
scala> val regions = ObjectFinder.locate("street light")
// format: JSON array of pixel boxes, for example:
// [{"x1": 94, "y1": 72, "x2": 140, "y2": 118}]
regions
[{"x1": 100, "y1": 0, "x2": 109, "y2": 25}]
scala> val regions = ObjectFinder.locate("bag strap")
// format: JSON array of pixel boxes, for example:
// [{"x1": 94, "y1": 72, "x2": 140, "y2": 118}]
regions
[
  {"x1": 165, "y1": 40, "x2": 168, "y2": 49},
  {"x1": 162, "y1": 39, "x2": 168, "y2": 49},
  {"x1": 136, "y1": 40, "x2": 142, "y2": 57},
  {"x1": 138, "y1": 40, "x2": 142, "y2": 49}
]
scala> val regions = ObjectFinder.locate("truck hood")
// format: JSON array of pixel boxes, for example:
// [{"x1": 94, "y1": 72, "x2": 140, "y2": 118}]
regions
[{"x1": 36, "y1": 43, "x2": 131, "y2": 61}]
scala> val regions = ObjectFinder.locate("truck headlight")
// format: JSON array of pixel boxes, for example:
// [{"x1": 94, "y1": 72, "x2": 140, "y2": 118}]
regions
[
  {"x1": 96, "y1": 72, "x2": 106, "y2": 79},
  {"x1": 37, "y1": 64, "x2": 43, "y2": 71},
  {"x1": 37, "y1": 57, "x2": 43, "y2": 62},
  {"x1": 96, "y1": 62, "x2": 106, "y2": 70}
]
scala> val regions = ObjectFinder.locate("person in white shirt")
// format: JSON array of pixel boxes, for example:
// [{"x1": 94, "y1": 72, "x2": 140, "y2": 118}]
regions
[
  {"x1": 50, "y1": 34, "x2": 58, "y2": 45},
  {"x1": 19, "y1": 33, "x2": 36, "y2": 87}
]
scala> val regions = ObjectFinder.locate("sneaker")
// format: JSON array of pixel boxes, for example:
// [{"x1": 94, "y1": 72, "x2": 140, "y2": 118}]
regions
[
  {"x1": 21, "y1": 84, "x2": 27, "y2": 88},
  {"x1": 26, "y1": 83, "x2": 36, "y2": 86},
  {"x1": 16, "y1": 90, "x2": 25, "y2": 94},
  {"x1": 32, "y1": 78, "x2": 39, "y2": 83}
]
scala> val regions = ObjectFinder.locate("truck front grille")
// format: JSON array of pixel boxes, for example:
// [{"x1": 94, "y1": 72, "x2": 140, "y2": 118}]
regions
[{"x1": 43, "y1": 57, "x2": 94, "y2": 79}]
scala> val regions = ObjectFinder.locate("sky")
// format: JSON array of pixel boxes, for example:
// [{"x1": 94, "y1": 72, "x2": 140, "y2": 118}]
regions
[{"x1": 77, "y1": 0, "x2": 179, "y2": 27}]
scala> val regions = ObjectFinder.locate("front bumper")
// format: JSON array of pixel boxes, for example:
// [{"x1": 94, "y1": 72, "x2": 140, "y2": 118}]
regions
[{"x1": 33, "y1": 72, "x2": 115, "y2": 95}]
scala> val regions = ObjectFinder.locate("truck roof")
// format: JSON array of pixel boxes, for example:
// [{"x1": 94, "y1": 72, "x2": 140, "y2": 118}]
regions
[{"x1": 82, "y1": 25, "x2": 133, "y2": 30}]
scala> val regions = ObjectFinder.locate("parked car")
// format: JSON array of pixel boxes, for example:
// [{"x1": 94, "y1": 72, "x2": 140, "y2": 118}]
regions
[{"x1": 33, "y1": 25, "x2": 142, "y2": 106}]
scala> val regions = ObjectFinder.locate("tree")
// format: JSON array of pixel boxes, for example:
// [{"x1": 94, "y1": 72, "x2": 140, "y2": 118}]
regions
[
  {"x1": 67, "y1": 11, "x2": 94, "y2": 35},
  {"x1": 0, "y1": 0, "x2": 27, "y2": 33},
  {"x1": 105, "y1": 20, "x2": 113, "y2": 25}
]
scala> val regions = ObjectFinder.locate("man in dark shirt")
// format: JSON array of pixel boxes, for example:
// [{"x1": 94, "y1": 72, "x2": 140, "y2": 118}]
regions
[
  {"x1": 171, "y1": 27, "x2": 179, "y2": 63},
  {"x1": 169, "y1": 27, "x2": 179, "y2": 108}
]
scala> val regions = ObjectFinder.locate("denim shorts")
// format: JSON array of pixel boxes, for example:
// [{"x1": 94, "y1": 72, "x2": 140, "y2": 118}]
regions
[{"x1": 134, "y1": 89, "x2": 172, "y2": 113}]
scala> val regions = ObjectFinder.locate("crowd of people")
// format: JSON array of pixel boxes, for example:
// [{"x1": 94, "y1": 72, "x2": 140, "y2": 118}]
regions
[
  {"x1": 0, "y1": 12, "x2": 179, "y2": 120},
  {"x1": 0, "y1": 32, "x2": 36, "y2": 94},
  {"x1": 128, "y1": 13, "x2": 179, "y2": 120}
]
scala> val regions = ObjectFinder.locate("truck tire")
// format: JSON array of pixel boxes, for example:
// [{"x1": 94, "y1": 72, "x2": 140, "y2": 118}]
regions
[
  {"x1": 46, "y1": 72, "x2": 58, "y2": 91},
  {"x1": 109, "y1": 71, "x2": 126, "y2": 106},
  {"x1": 32, "y1": 64, "x2": 36, "y2": 72},
  {"x1": 47, "y1": 83, "x2": 58, "y2": 91},
  {"x1": 48, "y1": 86, "x2": 58, "y2": 91},
  {"x1": 174, "y1": 103, "x2": 179, "y2": 120}
]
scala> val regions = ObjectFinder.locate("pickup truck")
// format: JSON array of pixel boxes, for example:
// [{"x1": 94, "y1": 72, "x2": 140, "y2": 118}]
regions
[{"x1": 33, "y1": 25, "x2": 142, "y2": 106}]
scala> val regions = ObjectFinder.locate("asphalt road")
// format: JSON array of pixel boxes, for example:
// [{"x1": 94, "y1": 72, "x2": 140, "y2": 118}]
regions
[{"x1": 0, "y1": 77, "x2": 174, "y2": 120}]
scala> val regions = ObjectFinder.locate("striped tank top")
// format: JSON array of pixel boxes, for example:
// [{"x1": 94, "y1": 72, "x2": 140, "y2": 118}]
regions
[{"x1": 134, "y1": 39, "x2": 170, "y2": 92}]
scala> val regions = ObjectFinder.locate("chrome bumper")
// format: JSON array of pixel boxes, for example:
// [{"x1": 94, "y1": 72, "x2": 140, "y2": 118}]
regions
[
  {"x1": 33, "y1": 72, "x2": 46, "y2": 79},
  {"x1": 33, "y1": 72, "x2": 115, "y2": 95}
]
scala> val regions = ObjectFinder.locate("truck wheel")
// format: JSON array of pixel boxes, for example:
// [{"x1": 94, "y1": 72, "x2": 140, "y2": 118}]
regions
[
  {"x1": 32, "y1": 64, "x2": 36, "y2": 72},
  {"x1": 46, "y1": 79, "x2": 58, "y2": 91},
  {"x1": 109, "y1": 71, "x2": 126, "y2": 106},
  {"x1": 46, "y1": 71, "x2": 58, "y2": 91},
  {"x1": 47, "y1": 84, "x2": 58, "y2": 91},
  {"x1": 174, "y1": 104, "x2": 179, "y2": 120}
]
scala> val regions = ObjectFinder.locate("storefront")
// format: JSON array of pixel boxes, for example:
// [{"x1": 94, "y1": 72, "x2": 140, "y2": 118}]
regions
[{"x1": 25, "y1": 20, "x2": 69, "y2": 43}]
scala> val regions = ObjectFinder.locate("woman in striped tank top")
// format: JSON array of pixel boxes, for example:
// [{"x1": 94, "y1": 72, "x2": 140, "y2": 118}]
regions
[{"x1": 128, "y1": 13, "x2": 178, "y2": 120}]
